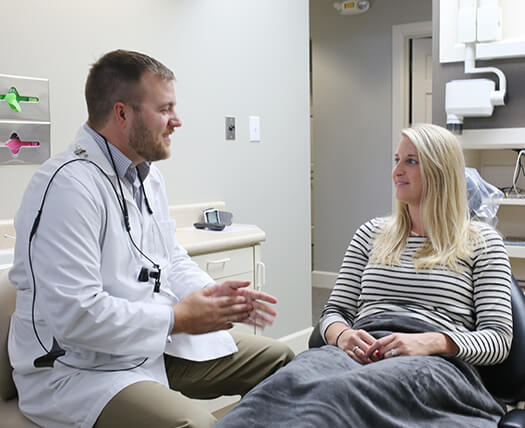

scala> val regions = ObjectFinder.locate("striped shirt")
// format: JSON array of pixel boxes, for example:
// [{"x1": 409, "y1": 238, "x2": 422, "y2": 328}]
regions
[{"x1": 320, "y1": 217, "x2": 513, "y2": 366}]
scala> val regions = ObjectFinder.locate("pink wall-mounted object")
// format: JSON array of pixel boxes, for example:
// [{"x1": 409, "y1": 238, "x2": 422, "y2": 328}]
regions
[{"x1": 5, "y1": 133, "x2": 40, "y2": 155}]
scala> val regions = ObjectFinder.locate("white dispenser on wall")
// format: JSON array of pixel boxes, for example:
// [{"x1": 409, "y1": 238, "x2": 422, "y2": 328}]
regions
[{"x1": 0, "y1": 74, "x2": 50, "y2": 165}]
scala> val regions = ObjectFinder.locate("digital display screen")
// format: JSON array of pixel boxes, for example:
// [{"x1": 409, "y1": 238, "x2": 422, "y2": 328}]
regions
[{"x1": 205, "y1": 210, "x2": 219, "y2": 224}]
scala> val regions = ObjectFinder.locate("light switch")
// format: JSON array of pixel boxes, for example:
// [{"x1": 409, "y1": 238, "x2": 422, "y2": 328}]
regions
[{"x1": 249, "y1": 116, "x2": 260, "y2": 142}]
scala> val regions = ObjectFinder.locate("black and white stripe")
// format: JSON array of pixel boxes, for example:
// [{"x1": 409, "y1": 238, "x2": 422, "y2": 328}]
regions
[{"x1": 320, "y1": 217, "x2": 512, "y2": 366}]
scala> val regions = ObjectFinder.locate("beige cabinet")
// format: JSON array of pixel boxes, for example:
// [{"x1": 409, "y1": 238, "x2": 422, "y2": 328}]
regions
[
  {"x1": 192, "y1": 247, "x2": 255, "y2": 282},
  {"x1": 169, "y1": 202, "x2": 267, "y2": 413},
  {"x1": 170, "y1": 200, "x2": 266, "y2": 335}
]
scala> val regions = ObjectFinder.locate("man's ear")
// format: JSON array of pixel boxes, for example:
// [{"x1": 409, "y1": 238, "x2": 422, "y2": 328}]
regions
[{"x1": 113, "y1": 102, "x2": 130, "y2": 129}]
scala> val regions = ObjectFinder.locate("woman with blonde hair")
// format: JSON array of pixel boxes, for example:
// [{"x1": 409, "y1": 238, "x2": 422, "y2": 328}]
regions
[{"x1": 216, "y1": 124, "x2": 512, "y2": 427}]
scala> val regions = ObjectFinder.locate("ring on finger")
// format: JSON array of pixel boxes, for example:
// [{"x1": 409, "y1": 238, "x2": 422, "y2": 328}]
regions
[
  {"x1": 390, "y1": 349, "x2": 396, "y2": 357},
  {"x1": 352, "y1": 345, "x2": 360, "y2": 353}
]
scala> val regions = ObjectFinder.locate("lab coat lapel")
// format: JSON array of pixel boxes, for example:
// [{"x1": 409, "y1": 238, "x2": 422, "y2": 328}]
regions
[
  {"x1": 73, "y1": 126, "x2": 145, "y2": 242},
  {"x1": 71, "y1": 126, "x2": 115, "y2": 177}
]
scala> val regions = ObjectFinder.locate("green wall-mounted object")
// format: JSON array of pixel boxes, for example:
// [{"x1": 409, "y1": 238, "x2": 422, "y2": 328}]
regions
[{"x1": 0, "y1": 87, "x2": 39, "y2": 112}]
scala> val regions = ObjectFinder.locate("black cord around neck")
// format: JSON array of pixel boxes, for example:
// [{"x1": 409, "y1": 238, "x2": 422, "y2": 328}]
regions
[
  {"x1": 30, "y1": 158, "x2": 148, "y2": 371},
  {"x1": 100, "y1": 136, "x2": 159, "y2": 270},
  {"x1": 30, "y1": 136, "x2": 166, "y2": 371},
  {"x1": 102, "y1": 137, "x2": 131, "y2": 231},
  {"x1": 137, "y1": 170, "x2": 153, "y2": 215}
]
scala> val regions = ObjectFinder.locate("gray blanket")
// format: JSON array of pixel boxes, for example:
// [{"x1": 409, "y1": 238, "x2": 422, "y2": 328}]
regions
[{"x1": 214, "y1": 316, "x2": 504, "y2": 427}]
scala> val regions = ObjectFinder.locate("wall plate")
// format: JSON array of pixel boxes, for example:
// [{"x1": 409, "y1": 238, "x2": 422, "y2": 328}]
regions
[
  {"x1": 225, "y1": 116, "x2": 236, "y2": 140},
  {"x1": 0, "y1": 74, "x2": 50, "y2": 122},
  {"x1": 0, "y1": 120, "x2": 50, "y2": 165}
]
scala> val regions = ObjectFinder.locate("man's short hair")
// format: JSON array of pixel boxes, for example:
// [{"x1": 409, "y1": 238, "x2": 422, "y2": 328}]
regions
[{"x1": 85, "y1": 49, "x2": 175, "y2": 128}]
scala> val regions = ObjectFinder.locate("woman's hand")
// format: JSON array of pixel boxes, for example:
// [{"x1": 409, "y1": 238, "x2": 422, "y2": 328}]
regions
[
  {"x1": 339, "y1": 329, "x2": 381, "y2": 364},
  {"x1": 366, "y1": 332, "x2": 459, "y2": 359},
  {"x1": 326, "y1": 323, "x2": 380, "y2": 364}
]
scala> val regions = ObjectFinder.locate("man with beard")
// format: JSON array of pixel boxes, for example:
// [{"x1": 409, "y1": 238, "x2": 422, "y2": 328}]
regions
[{"x1": 8, "y1": 50, "x2": 293, "y2": 428}]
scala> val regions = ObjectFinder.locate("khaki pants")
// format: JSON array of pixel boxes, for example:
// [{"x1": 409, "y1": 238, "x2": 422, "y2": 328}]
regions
[{"x1": 94, "y1": 332, "x2": 294, "y2": 428}]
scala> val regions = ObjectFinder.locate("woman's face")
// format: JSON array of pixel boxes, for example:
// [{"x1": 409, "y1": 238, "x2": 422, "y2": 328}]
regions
[{"x1": 392, "y1": 136, "x2": 423, "y2": 206}]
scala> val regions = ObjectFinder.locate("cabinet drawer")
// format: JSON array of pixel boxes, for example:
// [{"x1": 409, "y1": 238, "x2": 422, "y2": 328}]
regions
[{"x1": 192, "y1": 247, "x2": 253, "y2": 280}]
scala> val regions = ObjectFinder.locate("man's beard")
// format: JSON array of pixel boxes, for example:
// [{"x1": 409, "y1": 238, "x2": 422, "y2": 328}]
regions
[{"x1": 129, "y1": 115, "x2": 170, "y2": 162}]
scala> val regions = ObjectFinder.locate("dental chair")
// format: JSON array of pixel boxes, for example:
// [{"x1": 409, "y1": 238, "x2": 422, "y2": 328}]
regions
[
  {"x1": 308, "y1": 276, "x2": 525, "y2": 428},
  {"x1": 0, "y1": 269, "x2": 38, "y2": 427}
]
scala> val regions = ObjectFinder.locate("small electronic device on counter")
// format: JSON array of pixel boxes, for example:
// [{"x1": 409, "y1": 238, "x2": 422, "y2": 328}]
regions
[{"x1": 193, "y1": 208, "x2": 233, "y2": 231}]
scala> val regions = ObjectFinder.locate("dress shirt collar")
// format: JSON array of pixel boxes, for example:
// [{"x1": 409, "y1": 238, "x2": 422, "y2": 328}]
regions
[{"x1": 83, "y1": 123, "x2": 150, "y2": 183}]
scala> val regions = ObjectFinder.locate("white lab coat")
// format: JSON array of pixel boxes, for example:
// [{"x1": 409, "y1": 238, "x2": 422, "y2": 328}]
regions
[{"x1": 8, "y1": 125, "x2": 237, "y2": 428}]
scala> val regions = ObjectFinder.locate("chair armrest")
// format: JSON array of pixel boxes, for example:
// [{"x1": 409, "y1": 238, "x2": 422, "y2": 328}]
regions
[
  {"x1": 308, "y1": 323, "x2": 325, "y2": 349},
  {"x1": 478, "y1": 277, "x2": 525, "y2": 401},
  {"x1": 499, "y1": 409, "x2": 525, "y2": 428}
]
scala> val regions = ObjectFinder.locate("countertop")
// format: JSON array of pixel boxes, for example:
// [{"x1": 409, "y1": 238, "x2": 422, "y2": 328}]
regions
[{"x1": 176, "y1": 224, "x2": 266, "y2": 256}]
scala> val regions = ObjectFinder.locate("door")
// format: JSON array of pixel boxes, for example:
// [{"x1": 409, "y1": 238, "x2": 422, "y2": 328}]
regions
[{"x1": 411, "y1": 37, "x2": 433, "y2": 124}]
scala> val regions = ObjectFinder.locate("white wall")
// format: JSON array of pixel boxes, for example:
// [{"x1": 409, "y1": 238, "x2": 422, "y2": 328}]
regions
[
  {"x1": 0, "y1": 0, "x2": 312, "y2": 337},
  {"x1": 310, "y1": 0, "x2": 432, "y2": 274}
]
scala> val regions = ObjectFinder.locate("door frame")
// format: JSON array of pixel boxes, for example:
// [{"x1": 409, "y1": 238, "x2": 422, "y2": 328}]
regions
[{"x1": 391, "y1": 20, "x2": 432, "y2": 206}]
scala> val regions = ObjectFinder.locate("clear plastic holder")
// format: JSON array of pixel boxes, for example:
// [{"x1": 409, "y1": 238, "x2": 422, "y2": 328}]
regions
[{"x1": 466, "y1": 167, "x2": 505, "y2": 226}]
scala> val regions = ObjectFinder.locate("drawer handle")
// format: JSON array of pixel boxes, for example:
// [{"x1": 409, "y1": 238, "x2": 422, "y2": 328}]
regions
[
  {"x1": 206, "y1": 258, "x2": 231, "y2": 268},
  {"x1": 256, "y1": 261, "x2": 266, "y2": 291}
]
